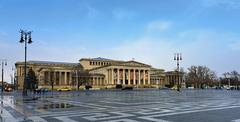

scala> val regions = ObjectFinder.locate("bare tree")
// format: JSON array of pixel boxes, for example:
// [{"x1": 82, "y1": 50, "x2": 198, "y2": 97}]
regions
[
  {"x1": 46, "y1": 68, "x2": 55, "y2": 91},
  {"x1": 72, "y1": 64, "x2": 82, "y2": 90},
  {"x1": 221, "y1": 70, "x2": 240, "y2": 86},
  {"x1": 72, "y1": 64, "x2": 90, "y2": 90},
  {"x1": 185, "y1": 66, "x2": 217, "y2": 88}
]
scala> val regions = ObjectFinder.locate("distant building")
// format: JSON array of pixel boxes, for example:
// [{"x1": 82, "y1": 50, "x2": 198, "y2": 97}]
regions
[
  {"x1": 15, "y1": 57, "x2": 183, "y2": 89},
  {"x1": 165, "y1": 71, "x2": 185, "y2": 88}
]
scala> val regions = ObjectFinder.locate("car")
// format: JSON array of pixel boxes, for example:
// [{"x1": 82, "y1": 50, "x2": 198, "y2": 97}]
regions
[
  {"x1": 57, "y1": 87, "x2": 72, "y2": 91},
  {"x1": 188, "y1": 86, "x2": 194, "y2": 89},
  {"x1": 215, "y1": 86, "x2": 222, "y2": 90},
  {"x1": 40, "y1": 88, "x2": 49, "y2": 92},
  {"x1": 122, "y1": 86, "x2": 133, "y2": 90},
  {"x1": 85, "y1": 85, "x2": 92, "y2": 90},
  {"x1": 171, "y1": 86, "x2": 178, "y2": 90},
  {"x1": 4, "y1": 87, "x2": 13, "y2": 92}
]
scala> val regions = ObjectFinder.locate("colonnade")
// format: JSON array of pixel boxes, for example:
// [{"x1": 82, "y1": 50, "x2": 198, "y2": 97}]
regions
[
  {"x1": 88, "y1": 77, "x2": 105, "y2": 86},
  {"x1": 166, "y1": 74, "x2": 183, "y2": 86},
  {"x1": 43, "y1": 71, "x2": 72, "y2": 85},
  {"x1": 107, "y1": 68, "x2": 150, "y2": 85}
]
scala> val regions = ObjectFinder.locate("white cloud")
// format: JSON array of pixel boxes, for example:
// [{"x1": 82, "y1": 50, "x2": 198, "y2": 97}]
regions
[
  {"x1": 86, "y1": 6, "x2": 100, "y2": 19},
  {"x1": 146, "y1": 21, "x2": 172, "y2": 32},
  {"x1": 112, "y1": 8, "x2": 136, "y2": 20},
  {"x1": 109, "y1": 38, "x2": 176, "y2": 70},
  {"x1": 202, "y1": 0, "x2": 240, "y2": 9}
]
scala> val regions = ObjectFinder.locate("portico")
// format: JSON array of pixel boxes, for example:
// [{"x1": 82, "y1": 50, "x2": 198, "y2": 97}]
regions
[
  {"x1": 107, "y1": 68, "x2": 150, "y2": 86},
  {"x1": 88, "y1": 60, "x2": 152, "y2": 87}
]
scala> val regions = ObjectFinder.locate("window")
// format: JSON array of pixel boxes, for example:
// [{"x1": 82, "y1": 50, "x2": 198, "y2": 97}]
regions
[{"x1": 90, "y1": 61, "x2": 92, "y2": 65}]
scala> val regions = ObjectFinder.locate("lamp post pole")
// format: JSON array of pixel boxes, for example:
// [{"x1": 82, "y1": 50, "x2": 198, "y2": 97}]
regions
[
  {"x1": 19, "y1": 30, "x2": 33, "y2": 96},
  {"x1": 225, "y1": 73, "x2": 231, "y2": 89},
  {"x1": 174, "y1": 53, "x2": 182, "y2": 92},
  {"x1": 1, "y1": 59, "x2": 7, "y2": 93}
]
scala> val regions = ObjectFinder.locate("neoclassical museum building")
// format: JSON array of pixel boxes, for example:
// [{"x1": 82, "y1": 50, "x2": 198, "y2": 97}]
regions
[{"x1": 15, "y1": 57, "x2": 184, "y2": 89}]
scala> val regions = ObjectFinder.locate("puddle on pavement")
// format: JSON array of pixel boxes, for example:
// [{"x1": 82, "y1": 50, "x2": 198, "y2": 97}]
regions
[
  {"x1": 37, "y1": 103, "x2": 75, "y2": 110},
  {"x1": 23, "y1": 97, "x2": 39, "y2": 101}
]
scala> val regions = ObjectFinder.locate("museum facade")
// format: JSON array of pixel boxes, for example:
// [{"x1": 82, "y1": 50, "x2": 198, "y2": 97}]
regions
[{"x1": 15, "y1": 57, "x2": 183, "y2": 89}]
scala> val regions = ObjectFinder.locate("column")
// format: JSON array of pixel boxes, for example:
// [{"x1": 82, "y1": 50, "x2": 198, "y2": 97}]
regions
[
  {"x1": 133, "y1": 69, "x2": 136, "y2": 85},
  {"x1": 69, "y1": 72, "x2": 72, "y2": 85},
  {"x1": 123, "y1": 69, "x2": 125, "y2": 85},
  {"x1": 128, "y1": 69, "x2": 131, "y2": 85},
  {"x1": 56, "y1": 72, "x2": 58, "y2": 85},
  {"x1": 111, "y1": 68, "x2": 114, "y2": 85},
  {"x1": 117, "y1": 68, "x2": 120, "y2": 84},
  {"x1": 54, "y1": 72, "x2": 56, "y2": 85},
  {"x1": 97, "y1": 77, "x2": 99, "y2": 86},
  {"x1": 92, "y1": 77, "x2": 95, "y2": 85},
  {"x1": 90, "y1": 78, "x2": 93, "y2": 85},
  {"x1": 59, "y1": 72, "x2": 62, "y2": 85},
  {"x1": 143, "y1": 70, "x2": 146, "y2": 85},
  {"x1": 166, "y1": 76, "x2": 168, "y2": 85},
  {"x1": 107, "y1": 69, "x2": 109, "y2": 85},
  {"x1": 138, "y1": 70, "x2": 141, "y2": 85},
  {"x1": 64, "y1": 72, "x2": 67, "y2": 85},
  {"x1": 148, "y1": 70, "x2": 150, "y2": 85},
  {"x1": 47, "y1": 71, "x2": 50, "y2": 85},
  {"x1": 109, "y1": 69, "x2": 111, "y2": 85}
]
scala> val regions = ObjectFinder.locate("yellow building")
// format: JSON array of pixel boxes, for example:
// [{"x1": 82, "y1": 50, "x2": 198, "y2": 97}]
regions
[{"x1": 15, "y1": 57, "x2": 178, "y2": 90}]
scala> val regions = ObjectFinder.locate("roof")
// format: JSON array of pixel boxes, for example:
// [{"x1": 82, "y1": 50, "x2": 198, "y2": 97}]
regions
[
  {"x1": 15, "y1": 60, "x2": 79, "y2": 67},
  {"x1": 151, "y1": 68, "x2": 165, "y2": 71},
  {"x1": 79, "y1": 57, "x2": 124, "y2": 62},
  {"x1": 165, "y1": 71, "x2": 185, "y2": 75},
  {"x1": 88, "y1": 60, "x2": 152, "y2": 71},
  {"x1": 92, "y1": 57, "x2": 112, "y2": 61}
]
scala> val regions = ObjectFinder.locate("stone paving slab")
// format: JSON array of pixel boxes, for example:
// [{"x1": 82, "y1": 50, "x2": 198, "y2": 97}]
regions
[{"x1": 1, "y1": 89, "x2": 240, "y2": 122}]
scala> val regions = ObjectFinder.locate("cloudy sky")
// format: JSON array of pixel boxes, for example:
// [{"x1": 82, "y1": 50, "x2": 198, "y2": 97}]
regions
[{"x1": 0, "y1": 0, "x2": 240, "y2": 82}]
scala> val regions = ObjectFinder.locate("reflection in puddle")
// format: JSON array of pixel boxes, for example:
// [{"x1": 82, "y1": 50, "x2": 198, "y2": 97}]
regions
[
  {"x1": 38, "y1": 103, "x2": 75, "y2": 110},
  {"x1": 22, "y1": 97, "x2": 40, "y2": 103}
]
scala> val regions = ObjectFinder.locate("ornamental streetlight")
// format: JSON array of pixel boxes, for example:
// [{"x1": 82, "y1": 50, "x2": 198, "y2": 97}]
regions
[
  {"x1": 226, "y1": 73, "x2": 231, "y2": 88},
  {"x1": 1, "y1": 59, "x2": 7, "y2": 93},
  {"x1": 174, "y1": 53, "x2": 182, "y2": 92},
  {"x1": 19, "y1": 30, "x2": 33, "y2": 96}
]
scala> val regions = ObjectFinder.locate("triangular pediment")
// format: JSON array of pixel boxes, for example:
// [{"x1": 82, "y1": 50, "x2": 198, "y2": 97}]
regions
[{"x1": 119, "y1": 61, "x2": 151, "y2": 67}]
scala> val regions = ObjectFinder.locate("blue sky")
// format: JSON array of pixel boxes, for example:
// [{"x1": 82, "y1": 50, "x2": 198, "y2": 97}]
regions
[{"x1": 1, "y1": 0, "x2": 240, "y2": 82}]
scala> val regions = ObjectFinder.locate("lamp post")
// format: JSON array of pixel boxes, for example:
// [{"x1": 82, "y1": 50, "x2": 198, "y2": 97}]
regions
[
  {"x1": 174, "y1": 53, "x2": 182, "y2": 92},
  {"x1": 226, "y1": 73, "x2": 231, "y2": 88},
  {"x1": 19, "y1": 30, "x2": 33, "y2": 96},
  {"x1": 1, "y1": 59, "x2": 7, "y2": 93}
]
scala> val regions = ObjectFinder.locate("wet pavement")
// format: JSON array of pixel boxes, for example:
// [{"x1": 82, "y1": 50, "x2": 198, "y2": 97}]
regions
[{"x1": 1, "y1": 89, "x2": 240, "y2": 122}]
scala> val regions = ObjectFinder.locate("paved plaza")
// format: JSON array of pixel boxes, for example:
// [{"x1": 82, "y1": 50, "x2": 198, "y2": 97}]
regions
[{"x1": 1, "y1": 89, "x2": 240, "y2": 122}]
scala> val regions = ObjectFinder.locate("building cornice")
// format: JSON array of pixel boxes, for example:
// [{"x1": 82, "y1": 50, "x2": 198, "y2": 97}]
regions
[{"x1": 15, "y1": 61, "x2": 79, "y2": 67}]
